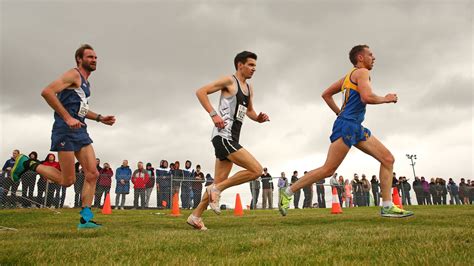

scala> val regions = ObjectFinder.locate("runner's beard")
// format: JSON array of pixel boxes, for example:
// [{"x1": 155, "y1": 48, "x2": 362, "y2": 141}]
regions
[{"x1": 82, "y1": 62, "x2": 96, "y2": 72}]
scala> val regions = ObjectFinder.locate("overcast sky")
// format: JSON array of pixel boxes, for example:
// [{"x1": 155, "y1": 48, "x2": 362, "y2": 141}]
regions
[{"x1": 0, "y1": 0, "x2": 472, "y2": 205}]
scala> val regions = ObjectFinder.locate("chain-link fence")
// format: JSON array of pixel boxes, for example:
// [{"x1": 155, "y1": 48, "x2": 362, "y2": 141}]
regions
[{"x1": 1, "y1": 170, "x2": 473, "y2": 210}]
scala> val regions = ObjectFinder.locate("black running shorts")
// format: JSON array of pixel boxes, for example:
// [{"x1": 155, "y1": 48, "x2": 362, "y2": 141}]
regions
[{"x1": 212, "y1": 136, "x2": 243, "y2": 161}]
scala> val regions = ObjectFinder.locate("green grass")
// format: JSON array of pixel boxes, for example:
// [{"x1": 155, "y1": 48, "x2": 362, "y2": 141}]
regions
[{"x1": 1, "y1": 205, "x2": 473, "y2": 265}]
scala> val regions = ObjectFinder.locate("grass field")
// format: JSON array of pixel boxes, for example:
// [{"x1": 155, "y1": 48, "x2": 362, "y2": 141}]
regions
[{"x1": 1, "y1": 205, "x2": 473, "y2": 265}]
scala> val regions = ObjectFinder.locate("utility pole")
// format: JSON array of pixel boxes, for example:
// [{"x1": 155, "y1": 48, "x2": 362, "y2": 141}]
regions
[{"x1": 406, "y1": 154, "x2": 417, "y2": 180}]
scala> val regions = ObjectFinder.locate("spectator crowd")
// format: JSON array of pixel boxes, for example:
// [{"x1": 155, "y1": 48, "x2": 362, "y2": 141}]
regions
[
  {"x1": 0, "y1": 149, "x2": 213, "y2": 210},
  {"x1": 1, "y1": 149, "x2": 473, "y2": 210}
]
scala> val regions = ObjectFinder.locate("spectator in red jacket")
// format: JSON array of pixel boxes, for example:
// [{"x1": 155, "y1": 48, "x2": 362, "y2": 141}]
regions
[
  {"x1": 132, "y1": 161, "x2": 149, "y2": 209},
  {"x1": 94, "y1": 163, "x2": 114, "y2": 208},
  {"x1": 42, "y1": 153, "x2": 61, "y2": 208}
]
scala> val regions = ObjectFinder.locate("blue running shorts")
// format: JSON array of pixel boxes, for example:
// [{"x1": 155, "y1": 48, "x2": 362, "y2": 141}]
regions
[
  {"x1": 51, "y1": 130, "x2": 93, "y2": 152},
  {"x1": 329, "y1": 118, "x2": 371, "y2": 147}
]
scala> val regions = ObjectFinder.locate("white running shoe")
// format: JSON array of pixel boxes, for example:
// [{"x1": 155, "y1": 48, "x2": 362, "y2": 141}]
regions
[
  {"x1": 206, "y1": 184, "x2": 221, "y2": 215},
  {"x1": 186, "y1": 214, "x2": 208, "y2": 231}
]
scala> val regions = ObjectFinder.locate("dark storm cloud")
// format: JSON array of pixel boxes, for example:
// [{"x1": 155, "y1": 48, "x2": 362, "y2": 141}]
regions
[{"x1": 1, "y1": 0, "x2": 472, "y2": 178}]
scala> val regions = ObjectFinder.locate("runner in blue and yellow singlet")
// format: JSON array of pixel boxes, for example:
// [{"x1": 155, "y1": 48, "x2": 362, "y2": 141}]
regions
[
  {"x1": 279, "y1": 45, "x2": 413, "y2": 218},
  {"x1": 329, "y1": 67, "x2": 372, "y2": 147}
]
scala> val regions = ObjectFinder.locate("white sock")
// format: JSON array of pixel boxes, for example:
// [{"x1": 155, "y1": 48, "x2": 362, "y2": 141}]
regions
[
  {"x1": 285, "y1": 187, "x2": 294, "y2": 196},
  {"x1": 382, "y1": 201, "x2": 393, "y2": 208},
  {"x1": 211, "y1": 184, "x2": 221, "y2": 193}
]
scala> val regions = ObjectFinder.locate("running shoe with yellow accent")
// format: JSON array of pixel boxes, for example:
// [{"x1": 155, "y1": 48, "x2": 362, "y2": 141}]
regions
[
  {"x1": 279, "y1": 188, "x2": 292, "y2": 216},
  {"x1": 186, "y1": 214, "x2": 208, "y2": 231},
  {"x1": 381, "y1": 205, "x2": 414, "y2": 218},
  {"x1": 206, "y1": 184, "x2": 221, "y2": 215},
  {"x1": 10, "y1": 154, "x2": 29, "y2": 182}
]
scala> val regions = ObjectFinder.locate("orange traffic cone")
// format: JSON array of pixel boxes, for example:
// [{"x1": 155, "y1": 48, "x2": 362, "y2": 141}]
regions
[
  {"x1": 331, "y1": 187, "x2": 342, "y2": 214},
  {"x1": 234, "y1": 193, "x2": 243, "y2": 216},
  {"x1": 392, "y1": 188, "x2": 403, "y2": 208},
  {"x1": 102, "y1": 193, "x2": 112, "y2": 215},
  {"x1": 170, "y1": 193, "x2": 181, "y2": 216}
]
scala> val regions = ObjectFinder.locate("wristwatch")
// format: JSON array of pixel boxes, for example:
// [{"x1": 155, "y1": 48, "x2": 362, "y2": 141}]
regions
[
  {"x1": 209, "y1": 110, "x2": 217, "y2": 117},
  {"x1": 96, "y1": 114, "x2": 102, "y2": 122}
]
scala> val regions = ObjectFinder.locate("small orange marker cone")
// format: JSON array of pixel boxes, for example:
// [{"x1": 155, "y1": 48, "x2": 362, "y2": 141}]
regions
[
  {"x1": 170, "y1": 193, "x2": 181, "y2": 216},
  {"x1": 102, "y1": 193, "x2": 112, "y2": 215},
  {"x1": 234, "y1": 193, "x2": 243, "y2": 216},
  {"x1": 331, "y1": 187, "x2": 342, "y2": 214},
  {"x1": 392, "y1": 187, "x2": 403, "y2": 208}
]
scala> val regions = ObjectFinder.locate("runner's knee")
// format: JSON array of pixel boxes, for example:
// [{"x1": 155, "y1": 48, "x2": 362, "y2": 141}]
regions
[
  {"x1": 61, "y1": 176, "x2": 76, "y2": 187},
  {"x1": 321, "y1": 166, "x2": 337, "y2": 178},
  {"x1": 84, "y1": 170, "x2": 99, "y2": 183},
  {"x1": 381, "y1": 153, "x2": 395, "y2": 167},
  {"x1": 250, "y1": 164, "x2": 263, "y2": 178}
]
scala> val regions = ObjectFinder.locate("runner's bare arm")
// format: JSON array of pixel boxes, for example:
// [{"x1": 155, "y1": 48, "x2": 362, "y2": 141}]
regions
[
  {"x1": 356, "y1": 69, "x2": 397, "y2": 104},
  {"x1": 85, "y1": 111, "x2": 116, "y2": 126},
  {"x1": 196, "y1": 76, "x2": 234, "y2": 129},
  {"x1": 41, "y1": 69, "x2": 84, "y2": 128},
  {"x1": 246, "y1": 84, "x2": 269, "y2": 123},
  {"x1": 321, "y1": 77, "x2": 344, "y2": 115}
]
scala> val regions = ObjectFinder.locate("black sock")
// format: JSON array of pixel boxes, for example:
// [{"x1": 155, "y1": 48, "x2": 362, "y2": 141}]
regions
[
  {"x1": 24, "y1": 160, "x2": 39, "y2": 172},
  {"x1": 30, "y1": 161, "x2": 39, "y2": 172},
  {"x1": 80, "y1": 217, "x2": 87, "y2": 224}
]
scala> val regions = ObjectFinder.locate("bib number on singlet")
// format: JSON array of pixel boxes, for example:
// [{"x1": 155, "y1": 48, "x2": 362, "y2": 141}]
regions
[
  {"x1": 78, "y1": 101, "x2": 89, "y2": 118},
  {"x1": 236, "y1": 104, "x2": 247, "y2": 122}
]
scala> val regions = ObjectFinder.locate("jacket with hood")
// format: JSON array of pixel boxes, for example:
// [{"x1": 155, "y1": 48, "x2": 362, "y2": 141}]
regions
[
  {"x1": 41, "y1": 153, "x2": 60, "y2": 181},
  {"x1": 98, "y1": 167, "x2": 114, "y2": 187},
  {"x1": 156, "y1": 160, "x2": 171, "y2": 189},
  {"x1": 132, "y1": 169, "x2": 149, "y2": 189},
  {"x1": 145, "y1": 164, "x2": 155, "y2": 188}
]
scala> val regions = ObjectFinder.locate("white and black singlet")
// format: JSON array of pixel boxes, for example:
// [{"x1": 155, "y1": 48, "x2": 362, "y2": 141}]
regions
[{"x1": 210, "y1": 75, "x2": 249, "y2": 160}]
